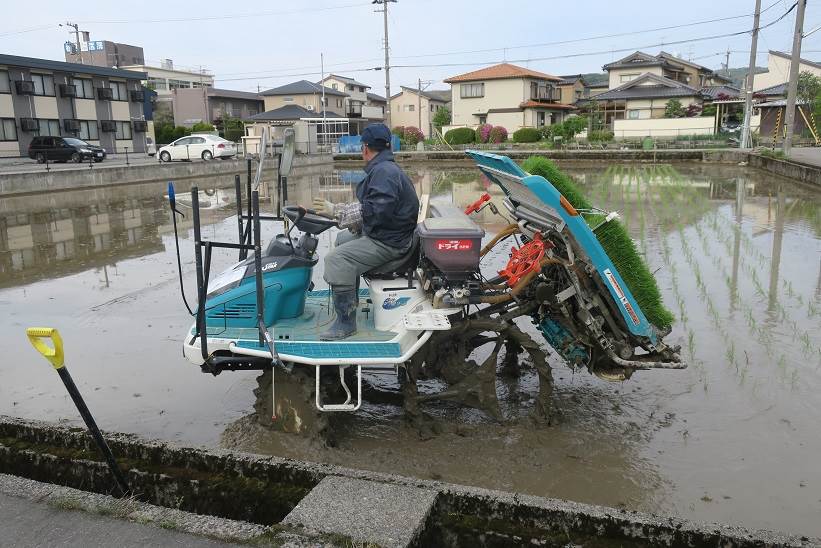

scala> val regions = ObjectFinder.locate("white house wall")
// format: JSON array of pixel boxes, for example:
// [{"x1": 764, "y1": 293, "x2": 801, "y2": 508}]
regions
[
  {"x1": 450, "y1": 78, "x2": 525, "y2": 127},
  {"x1": 753, "y1": 52, "x2": 821, "y2": 91},
  {"x1": 607, "y1": 66, "x2": 663, "y2": 89}
]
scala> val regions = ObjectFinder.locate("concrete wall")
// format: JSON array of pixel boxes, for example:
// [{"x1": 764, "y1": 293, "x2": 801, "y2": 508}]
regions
[
  {"x1": 171, "y1": 87, "x2": 207, "y2": 125},
  {"x1": 0, "y1": 416, "x2": 812, "y2": 548},
  {"x1": 0, "y1": 153, "x2": 333, "y2": 196},
  {"x1": 613, "y1": 115, "x2": 715, "y2": 137}
]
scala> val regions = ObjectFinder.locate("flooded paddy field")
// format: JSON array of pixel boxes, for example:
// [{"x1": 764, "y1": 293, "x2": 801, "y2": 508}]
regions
[{"x1": 1, "y1": 161, "x2": 819, "y2": 537}]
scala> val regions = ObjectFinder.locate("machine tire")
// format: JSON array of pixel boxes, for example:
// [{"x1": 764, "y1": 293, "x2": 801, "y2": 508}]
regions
[
  {"x1": 71, "y1": 152, "x2": 82, "y2": 163},
  {"x1": 35, "y1": 153, "x2": 46, "y2": 164},
  {"x1": 159, "y1": 151, "x2": 171, "y2": 163},
  {"x1": 201, "y1": 150, "x2": 213, "y2": 161}
]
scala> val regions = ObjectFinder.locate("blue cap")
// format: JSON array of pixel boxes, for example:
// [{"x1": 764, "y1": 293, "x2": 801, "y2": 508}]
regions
[{"x1": 361, "y1": 123, "x2": 392, "y2": 149}]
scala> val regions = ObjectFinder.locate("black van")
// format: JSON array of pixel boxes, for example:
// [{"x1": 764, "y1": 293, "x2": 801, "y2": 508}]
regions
[{"x1": 28, "y1": 136, "x2": 106, "y2": 163}]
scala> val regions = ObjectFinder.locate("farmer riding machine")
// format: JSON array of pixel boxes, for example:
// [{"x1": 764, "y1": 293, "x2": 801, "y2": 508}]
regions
[{"x1": 171, "y1": 148, "x2": 684, "y2": 438}]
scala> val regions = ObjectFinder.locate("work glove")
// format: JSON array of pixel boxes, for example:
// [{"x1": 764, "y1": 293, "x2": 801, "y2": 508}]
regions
[{"x1": 312, "y1": 198, "x2": 336, "y2": 219}]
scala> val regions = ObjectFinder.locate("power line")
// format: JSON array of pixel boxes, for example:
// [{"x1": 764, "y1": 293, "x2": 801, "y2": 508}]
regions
[
  {"x1": 217, "y1": 1, "x2": 798, "y2": 85},
  {"x1": 213, "y1": 4, "x2": 800, "y2": 86},
  {"x1": 0, "y1": 24, "x2": 57, "y2": 38},
  {"x1": 74, "y1": 2, "x2": 372, "y2": 24}
]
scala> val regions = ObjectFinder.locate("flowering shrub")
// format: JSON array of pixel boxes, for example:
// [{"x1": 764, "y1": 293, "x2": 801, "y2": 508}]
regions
[
  {"x1": 685, "y1": 104, "x2": 702, "y2": 117},
  {"x1": 475, "y1": 123, "x2": 493, "y2": 143},
  {"x1": 402, "y1": 126, "x2": 425, "y2": 146},
  {"x1": 488, "y1": 126, "x2": 508, "y2": 143}
]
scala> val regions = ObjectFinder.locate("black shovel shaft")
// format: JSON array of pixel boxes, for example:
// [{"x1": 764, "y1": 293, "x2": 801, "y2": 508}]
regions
[{"x1": 57, "y1": 366, "x2": 130, "y2": 497}]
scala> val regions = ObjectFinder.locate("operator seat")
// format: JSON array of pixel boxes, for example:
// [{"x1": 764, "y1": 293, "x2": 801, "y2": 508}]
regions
[{"x1": 363, "y1": 231, "x2": 420, "y2": 280}]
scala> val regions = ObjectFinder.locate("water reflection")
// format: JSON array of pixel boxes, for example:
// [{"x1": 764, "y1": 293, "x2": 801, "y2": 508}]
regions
[{"x1": 0, "y1": 183, "x2": 235, "y2": 288}]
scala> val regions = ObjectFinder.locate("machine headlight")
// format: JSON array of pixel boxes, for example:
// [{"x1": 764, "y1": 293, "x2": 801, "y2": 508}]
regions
[{"x1": 80, "y1": 148, "x2": 92, "y2": 153}]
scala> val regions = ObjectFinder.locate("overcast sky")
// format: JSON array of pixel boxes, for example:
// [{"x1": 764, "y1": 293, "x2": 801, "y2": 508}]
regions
[{"x1": 2, "y1": 0, "x2": 820, "y2": 95}]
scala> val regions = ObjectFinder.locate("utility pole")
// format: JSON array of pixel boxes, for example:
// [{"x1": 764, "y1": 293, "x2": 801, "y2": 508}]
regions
[
  {"x1": 321, "y1": 53, "x2": 327, "y2": 151},
  {"x1": 783, "y1": 0, "x2": 808, "y2": 156},
  {"x1": 62, "y1": 22, "x2": 83, "y2": 64},
  {"x1": 417, "y1": 78, "x2": 433, "y2": 136},
  {"x1": 373, "y1": 0, "x2": 397, "y2": 128},
  {"x1": 740, "y1": 0, "x2": 762, "y2": 150},
  {"x1": 418, "y1": 78, "x2": 422, "y2": 130},
  {"x1": 724, "y1": 48, "x2": 731, "y2": 76}
]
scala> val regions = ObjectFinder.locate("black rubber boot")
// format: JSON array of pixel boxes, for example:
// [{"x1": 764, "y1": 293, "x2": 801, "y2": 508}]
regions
[{"x1": 320, "y1": 287, "x2": 358, "y2": 340}]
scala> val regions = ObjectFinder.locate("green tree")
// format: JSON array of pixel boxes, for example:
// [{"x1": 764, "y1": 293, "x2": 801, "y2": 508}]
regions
[
  {"x1": 431, "y1": 107, "x2": 451, "y2": 131},
  {"x1": 797, "y1": 71, "x2": 821, "y2": 104},
  {"x1": 664, "y1": 99, "x2": 685, "y2": 118}
]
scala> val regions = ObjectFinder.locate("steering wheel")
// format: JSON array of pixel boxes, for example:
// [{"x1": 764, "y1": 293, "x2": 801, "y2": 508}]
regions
[{"x1": 283, "y1": 205, "x2": 337, "y2": 234}]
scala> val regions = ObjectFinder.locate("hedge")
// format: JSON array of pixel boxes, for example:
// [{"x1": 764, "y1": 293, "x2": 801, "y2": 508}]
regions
[
  {"x1": 444, "y1": 127, "x2": 476, "y2": 145},
  {"x1": 512, "y1": 127, "x2": 542, "y2": 143}
]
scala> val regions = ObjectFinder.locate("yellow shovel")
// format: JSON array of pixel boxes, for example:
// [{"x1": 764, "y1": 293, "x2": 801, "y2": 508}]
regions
[{"x1": 26, "y1": 327, "x2": 130, "y2": 497}]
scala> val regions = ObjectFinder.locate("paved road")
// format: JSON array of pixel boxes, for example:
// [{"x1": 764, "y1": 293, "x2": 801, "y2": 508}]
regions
[
  {"x1": 0, "y1": 493, "x2": 243, "y2": 548},
  {"x1": 787, "y1": 146, "x2": 821, "y2": 168}
]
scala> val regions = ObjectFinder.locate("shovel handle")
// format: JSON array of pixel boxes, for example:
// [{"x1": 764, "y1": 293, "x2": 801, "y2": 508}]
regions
[{"x1": 26, "y1": 327, "x2": 64, "y2": 369}]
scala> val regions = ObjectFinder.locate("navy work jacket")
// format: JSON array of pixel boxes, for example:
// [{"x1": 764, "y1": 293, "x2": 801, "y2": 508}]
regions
[{"x1": 356, "y1": 149, "x2": 419, "y2": 248}]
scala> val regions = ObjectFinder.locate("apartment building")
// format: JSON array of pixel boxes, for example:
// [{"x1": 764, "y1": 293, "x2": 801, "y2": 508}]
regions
[{"x1": 0, "y1": 53, "x2": 149, "y2": 157}]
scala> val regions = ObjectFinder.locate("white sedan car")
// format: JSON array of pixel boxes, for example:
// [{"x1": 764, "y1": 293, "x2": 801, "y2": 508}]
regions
[{"x1": 158, "y1": 134, "x2": 236, "y2": 162}]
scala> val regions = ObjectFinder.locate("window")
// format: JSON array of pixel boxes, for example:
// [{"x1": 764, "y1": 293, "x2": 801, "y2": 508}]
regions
[
  {"x1": 530, "y1": 82, "x2": 557, "y2": 101},
  {"x1": 460, "y1": 83, "x2": 484, "y2": 98},
  {"x1": 283, "y1": 97, "x2": 293, "y2": 102},
  {"x1": 359, "y1": 86, "x2": 365, "y2": 92},
  {"x1": 37, "y1": 119, "x2": 60, "y2": 136},
  {"x1": 190, "y1": 136, "x2": 205, "y2": 144},
  {"x1": 146, "y1": 78, "x2": 167, "y2": 90},
  {"x1": 346, "y1": 84, "x2": 354, "y2": 91},
  {"x1": 331, "y1": 83, "x2": 338, "y2": 90},
  {"x1": 31, "y1": 74, "x2": 55, "y2": 96},
  {"x1": 407, "y1": 104, "x2": 415, "y2": 112},
  {"x1": 192, "y1": 81, "x2": 210, "y2": 88},
  {"x1": 72, "y1": 78, "x2": 94, "y2": 98},
  {"x1": 114, "y1": 121, "x2": 132, "y2": 140},
  {"x1": 109, "y1": 81, "x2": 128, "y2": 101},
  {"x1": 79, "y1": 120, "x2": 98, "y2": 141},
  {"x1": 0, "y1": 71, "x2": 9, "y2": 93},
  {"x1": 620, "y1": 73, "x2": 640, "y2": 83},
  {"x1": 336, "y1": 98, "x2": 343, "y2": 108},
  {"x1": 168, "y1": 79, "x2": 192, "y2": 89},
  {"x1": 628, "y1": 109, "x2": 640, "y2": 120},
  {"x1": 0, "y1": 118, "x2": 16, "y2": 141}
]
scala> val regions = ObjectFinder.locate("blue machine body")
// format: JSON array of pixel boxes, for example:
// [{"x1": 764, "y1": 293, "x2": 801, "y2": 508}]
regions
[
  {"x1": 204, "y1": 260, "x2": 313, "y2": 330},
  {"x1": 467, "y1": 150, "x2": 658, "y2": 346}
]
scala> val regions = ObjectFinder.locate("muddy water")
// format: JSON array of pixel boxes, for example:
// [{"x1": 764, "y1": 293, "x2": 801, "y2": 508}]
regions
[{"x1": 1, "y1": 162, "x2": 819, "y2": 537}]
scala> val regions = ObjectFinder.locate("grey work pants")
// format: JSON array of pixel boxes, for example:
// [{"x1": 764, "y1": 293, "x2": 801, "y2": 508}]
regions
[{"x1": 323, "y1": 229, "x2": 409, "y2": 291}]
